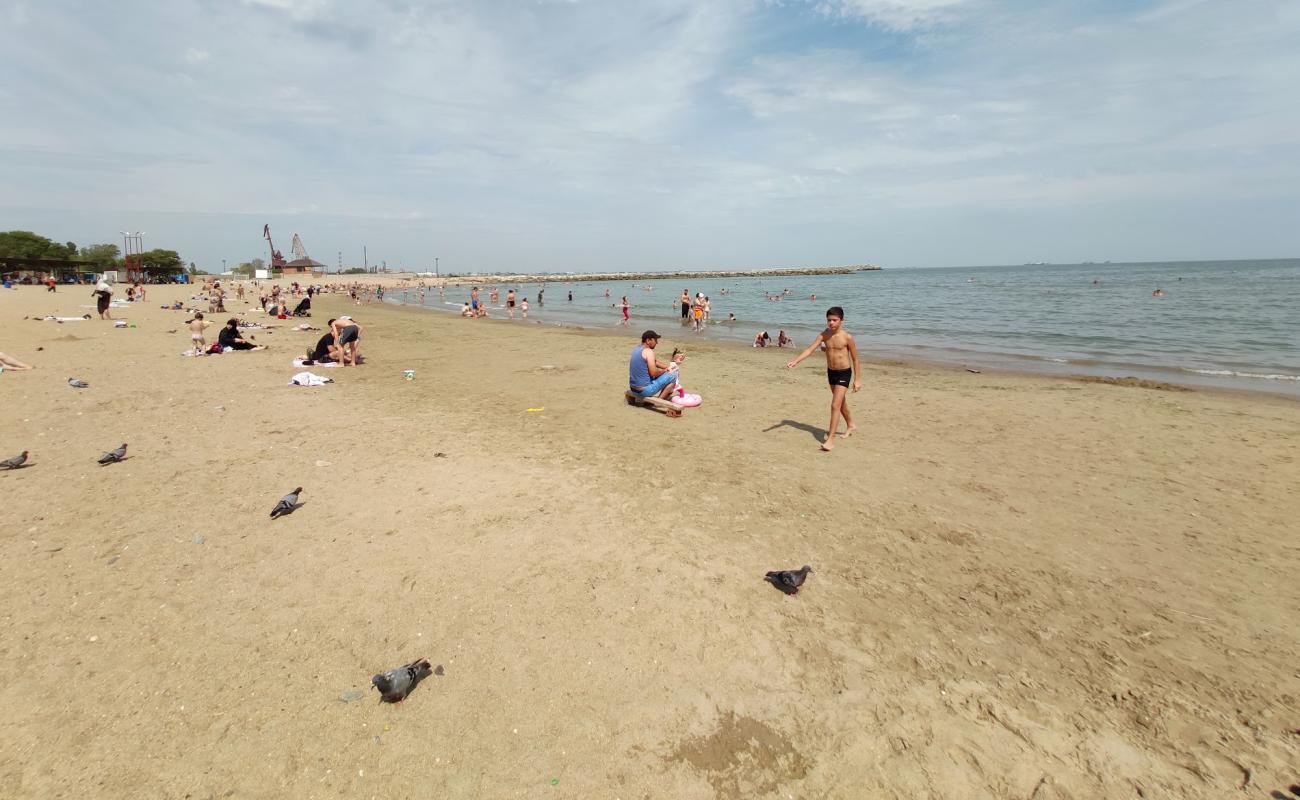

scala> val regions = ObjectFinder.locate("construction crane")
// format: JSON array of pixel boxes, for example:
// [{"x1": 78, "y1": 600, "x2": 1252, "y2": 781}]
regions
[{"x1": 262, "y1": 224, "x2": 287, "y2": 268}]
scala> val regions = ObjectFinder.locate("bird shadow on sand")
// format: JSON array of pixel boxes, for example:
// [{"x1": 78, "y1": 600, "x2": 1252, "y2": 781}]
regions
[
  {"x1": 277, "y1": 501, "x2": 306, "y2": 517},
  {"x1": 761, "y1": 419, "x2": 824, "y2": 443},
  {"x1": 763, "y1": 576, "x2": 800, "y2": 596}
]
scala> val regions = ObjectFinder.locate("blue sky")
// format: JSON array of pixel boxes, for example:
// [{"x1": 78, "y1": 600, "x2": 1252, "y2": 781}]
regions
[{"x1": 2, "y1": 0, "x2": 1297, "y2": 271}]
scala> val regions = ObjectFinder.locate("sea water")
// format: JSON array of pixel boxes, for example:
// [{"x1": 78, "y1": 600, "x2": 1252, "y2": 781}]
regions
[{"x1": 390, "y1": 259, "x2": 1300, "y2": 397}]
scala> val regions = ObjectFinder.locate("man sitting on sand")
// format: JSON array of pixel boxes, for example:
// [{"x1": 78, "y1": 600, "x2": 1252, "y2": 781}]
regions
[{"x1": 628, "y1": 330, "x2": 678, "y2": 400}]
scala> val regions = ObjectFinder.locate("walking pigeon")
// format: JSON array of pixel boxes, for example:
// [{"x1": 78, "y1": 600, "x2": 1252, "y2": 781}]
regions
[
  {"x1": 0, "y1": 451, "x2": 28, "y2": 470},
  {"x1": 68, "y1": 378, "x2": 89, "y2": 388},
  {"x1": 270, "y1": 487, "x2": 302, "y2": 518},
  {"x1": 97, "y1": 444, "x2": 127, "y2": 465},
  {"x1": 371, "y1": 658, "x2": 433, "y2": 703},
  {"x1": 764, "y1": 565, "x2": 812, "y2": 595}
]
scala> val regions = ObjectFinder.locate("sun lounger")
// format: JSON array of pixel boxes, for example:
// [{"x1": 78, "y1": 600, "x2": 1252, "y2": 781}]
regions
[{"x1": 625, "y1": 390, "x2": 684, "y2": 417}]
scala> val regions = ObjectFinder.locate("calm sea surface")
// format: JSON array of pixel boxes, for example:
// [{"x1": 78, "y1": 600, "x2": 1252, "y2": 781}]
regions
[{"x1": 390, "y1": 259, "x2": 1300, "y2": 397}]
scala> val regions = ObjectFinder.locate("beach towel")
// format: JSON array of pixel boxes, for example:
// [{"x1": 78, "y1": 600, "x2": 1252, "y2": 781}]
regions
[
  {"x1": 292, "y1": 358, "x2": 339, "y2": 368},
  {"x1": 290, "y1": 371, "x2": 333, "y2": 386}
]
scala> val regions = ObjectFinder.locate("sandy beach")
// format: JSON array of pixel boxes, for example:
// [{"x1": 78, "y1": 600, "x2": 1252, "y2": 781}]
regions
[{"x1": 1, "y1": 281, "x2": 1297, "y2": 799}]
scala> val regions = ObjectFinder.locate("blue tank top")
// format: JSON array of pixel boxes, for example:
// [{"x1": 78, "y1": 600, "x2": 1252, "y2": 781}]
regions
[{"x1": 628, "y1": 344, "x2": 652, "y2": 389}]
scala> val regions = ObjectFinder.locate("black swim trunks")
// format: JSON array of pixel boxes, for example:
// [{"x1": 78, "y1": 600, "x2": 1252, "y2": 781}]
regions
[
  {"x1": 681, "y1": 302, "x2": 689, "y2": 319},
  {"x1": 827, "y1": 367, "x2": 852, "y2": 388},
  {"x1": 337, "y1": 324, "x2": 359, "y2": 345},
  {"x1": 507, "y1": 299, "x2": 515, "y2": 307}
]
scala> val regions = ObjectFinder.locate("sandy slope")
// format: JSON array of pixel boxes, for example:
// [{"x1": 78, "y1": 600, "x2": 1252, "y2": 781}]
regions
[{"x1": 0, "y1": 283, "x2": 1297, "y2": 799}]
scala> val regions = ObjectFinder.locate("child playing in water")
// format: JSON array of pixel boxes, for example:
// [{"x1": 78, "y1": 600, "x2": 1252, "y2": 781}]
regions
[
  {"x1": 785, "y1": 306, "x2": 861, "y2": 452},
  {"x1": 188, "y1": 313, "x2": 211, "y2": 355}
]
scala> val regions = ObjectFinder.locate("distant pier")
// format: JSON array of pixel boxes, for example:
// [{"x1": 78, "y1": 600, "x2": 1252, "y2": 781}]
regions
[{"x1": 417, "y1": 264, "x2": 879, "y2": 283}]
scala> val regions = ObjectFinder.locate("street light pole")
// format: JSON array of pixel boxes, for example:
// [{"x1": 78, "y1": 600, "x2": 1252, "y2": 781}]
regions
[{"x1": 435, "y1": 257, "x2": 439, "y2": 278}]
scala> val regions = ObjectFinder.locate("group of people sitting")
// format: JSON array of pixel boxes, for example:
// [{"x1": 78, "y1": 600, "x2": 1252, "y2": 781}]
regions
[
  {"x1": 302, "y1": 316, "x2": 364, "y2": 366},
  {"x1": 266, "y1": 296, "x2": 311, "y2": 317},
  {"x1": 753, "y1": 330, "x2": 793, "y2": 348}
]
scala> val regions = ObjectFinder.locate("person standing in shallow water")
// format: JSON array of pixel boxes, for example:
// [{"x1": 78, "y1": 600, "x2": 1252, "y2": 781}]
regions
[
  {"x1": 680, "y1": 289, "x2": 690, "y2": 321},
  {"x1": 785, "y1": 306, "x2": 861, "y2": 452}
]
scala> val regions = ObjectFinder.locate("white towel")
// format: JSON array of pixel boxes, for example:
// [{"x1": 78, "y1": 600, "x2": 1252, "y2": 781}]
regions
[
  {"x1": 292, "y1": 358, "x2": 339, "y2": 368},
  {"x1": 289, "y1": 371, "x2": 333, "y2": 386}
]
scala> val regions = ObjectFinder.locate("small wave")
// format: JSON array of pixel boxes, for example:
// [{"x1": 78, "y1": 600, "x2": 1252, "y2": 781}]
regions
[{"x1": 1184, "y1": 369, "x2": 1300, "y2": 381}]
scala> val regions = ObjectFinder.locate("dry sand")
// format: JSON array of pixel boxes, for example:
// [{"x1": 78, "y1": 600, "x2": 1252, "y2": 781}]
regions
[{"x1": 1, "y1": 282, "x2": 1297, "y2": 799}]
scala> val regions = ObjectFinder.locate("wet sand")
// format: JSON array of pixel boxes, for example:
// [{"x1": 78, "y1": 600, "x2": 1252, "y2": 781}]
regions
[{"x1": 1, "y1": 282, "x2": 1297, "y2": 798}]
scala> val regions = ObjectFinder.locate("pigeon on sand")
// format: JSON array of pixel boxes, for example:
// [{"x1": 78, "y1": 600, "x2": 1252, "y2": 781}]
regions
[
  {"x1": 270, "y1": 487, "x2": 302, "y2": 518},
  {"x1": 1, "y1": 451, "x2": 29, "y2": 470},
  {"x1": 68, "y1": 378, "x2": 89, "y2": 388},
  {"x1": 372, "y1": 658, "x2": 433, "y2": 703},
  {"x1": 764, "y1": 565, "x2": 812, "y2": 594},
  {"x1": 97, "y1": 444, "x2": 127, "y2": 465}
]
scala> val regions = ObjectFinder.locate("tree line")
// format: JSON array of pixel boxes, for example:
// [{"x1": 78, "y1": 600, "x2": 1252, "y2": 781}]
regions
[{"x1": 0, "y1": 230, "x2": 189, "y2": 274}]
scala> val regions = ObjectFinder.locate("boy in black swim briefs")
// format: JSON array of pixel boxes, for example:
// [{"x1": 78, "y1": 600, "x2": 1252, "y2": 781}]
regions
[{"x1": 785, "y1": 306, "x2": 862, "y2": 452}]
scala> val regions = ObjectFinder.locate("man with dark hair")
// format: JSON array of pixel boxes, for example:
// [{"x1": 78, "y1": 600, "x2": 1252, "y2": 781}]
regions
[
  {"x1": 628, "y1": 330, "x2": 678, "y2": 400},
  {"x1": 785, "y1": 306, "x2": 861, "y2": 451},
  {"x1": 305, "y1": 319, "x2": 339, "y2": 363}
]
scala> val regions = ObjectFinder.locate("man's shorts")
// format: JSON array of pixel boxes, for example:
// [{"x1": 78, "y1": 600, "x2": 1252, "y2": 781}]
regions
[
  {"x1": 631, "y1": 370, "x2": 677, "y2": 398},
  {"x1": 827, "y1": 368, "x2": 852, "y2": 388},
  {"x1": 470, "y1": 299, "x2": 479, "y2": 310},
  {"x1": 338, "y1": 325, "x2": 360, "y2": 345}
]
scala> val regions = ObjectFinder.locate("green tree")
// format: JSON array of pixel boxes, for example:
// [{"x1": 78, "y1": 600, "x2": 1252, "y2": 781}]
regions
[
  {"x1": 232, "y1": 257, "x2": 263, "y2": 277},
  {"x1": 78, "y1": 243, "x2": 122, "y2": 269},
  {"x1": 0, "y1": 230, "x2": 75, "y2": 260},
  {"x1": 138, "y1": 248, "x2": 184, "y2": 274}
]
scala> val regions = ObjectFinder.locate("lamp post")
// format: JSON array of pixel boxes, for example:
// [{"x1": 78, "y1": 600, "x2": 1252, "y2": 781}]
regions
[
  {"x1": 118, "y1": 231, "x2": 144, "y2": 280},
  {"x1": 435, "y1": 257, "x2": 439, "y2": 278}
]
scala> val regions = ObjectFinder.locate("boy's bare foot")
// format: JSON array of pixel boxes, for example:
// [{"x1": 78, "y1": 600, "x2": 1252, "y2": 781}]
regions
[
  {"x1": 839, "y1": 425, "x2": 856, "y2": 439},
  {"x1": 820, "y1": 437, "x2": 834, "y2": 452}
]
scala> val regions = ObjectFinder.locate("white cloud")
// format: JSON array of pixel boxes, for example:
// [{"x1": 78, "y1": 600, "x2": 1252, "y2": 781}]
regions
[
  {"x1": 0, "y1": 0, "x2": 1297, "y2": 269},
  {"x1": 813, "y1": 0, "x2": 970, "y2": 30}
]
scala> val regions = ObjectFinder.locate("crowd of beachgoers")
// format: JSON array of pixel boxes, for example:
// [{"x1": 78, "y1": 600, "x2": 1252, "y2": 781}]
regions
[
  {"x1": 3, "y1": 275, "x2": 386, "y2": 368},
  {"x1": 387, "y1": 279, "x2": 816, "y2": 358}
]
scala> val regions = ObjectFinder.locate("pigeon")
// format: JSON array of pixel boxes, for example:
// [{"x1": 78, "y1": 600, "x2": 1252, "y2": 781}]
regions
[
  {"x1": 97, "y1": 444, "x2": 127, "y2": 465},
  {"x1": 1, "y1": 451, "x2": 29, "y2": 470},
  {"x1": 764, "y1": 565, "x2": 812, "y2": 595},
  {"x1": 68, "y1": 378, "x2": 90, "y2": 388},
  {"x1": 270, "y1": 487, "x2": 302, "y2": 518},
  {"x1": 371, "y1": 658, "x2": 433, "y2": 703}
]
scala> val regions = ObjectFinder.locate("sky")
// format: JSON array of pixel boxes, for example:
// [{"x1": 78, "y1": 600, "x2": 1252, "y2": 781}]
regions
[{"x1": 2, "y1": 0, "x2": 1298, "y2": 272}]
